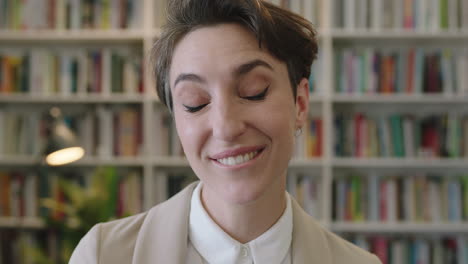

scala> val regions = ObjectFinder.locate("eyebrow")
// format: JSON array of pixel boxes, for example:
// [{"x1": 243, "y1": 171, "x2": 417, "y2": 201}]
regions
[
  {"x1": 173, "y1": 59, "x2": 274, "y2": 89},
  {"x1": 174, "y1": 73, "x2": 207, "y2": 88},
  {"x1": 234, "y1": 59, "x2": 274, "y2": 78}
]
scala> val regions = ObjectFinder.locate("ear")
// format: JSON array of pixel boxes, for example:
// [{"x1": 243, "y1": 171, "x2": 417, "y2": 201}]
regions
[{"x1": 295, "y1": 78, "x2": 309, "y2": 129}]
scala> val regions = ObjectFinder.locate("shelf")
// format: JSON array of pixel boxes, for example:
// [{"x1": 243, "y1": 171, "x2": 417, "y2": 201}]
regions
[
  {"x1": 0, "y1": 217, "x2": 45, "y2": 229},
  {"x1": 74, "y1": 157, "x2": 146, "y2": 167},
  {"x1": 149, "y1": 157, "x2": 323, "y2": 169},
  {"x1": 331, "y1": 222, "x2": 468, "y2": 234},
  {"x1": 1, "y1": 1, "x2": 467, "y2": 244},
  {"x1": 0, "y1": 156, "x2": 323, "y2": 168},
  {"x1": 3, "y1": 156, "x2": 468, "y2": 170},
  {"x1": 0, "y1": 29, "x2": 145, "y2": 43},
  {"x1": 151, "y1": 156, "x2": 190, "y2": 168},
  {"x1": 0, "y1": 156, "x2": 146, "y2": 167},
  {"x1": 5, "y1": 93, "x2": 468, "y2": 104},
  {"x1": 0, "y1": 94, "x2": 146, "y2": 104},
  {"x1": 332, "y1": 158, "x2": 468, "y2": 168},
  {"x1": 289, "y1": 158, "x2": 323, "y2": 168},
  {"x1": 309, "y1": 94, "x2": 324, "y2": 103},
  {"x1": 0, "y1": 156, "x2": 41, "y2": 166},
  {"x1": 331, "y1": 29, "x2": 468, "y2": 41},
  {"x1": 332, "y1": 94, "x2": 468, "y2": 104}
]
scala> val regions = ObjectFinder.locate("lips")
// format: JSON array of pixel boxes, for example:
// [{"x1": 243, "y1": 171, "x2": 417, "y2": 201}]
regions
[
  {"x1": 210, "y1": 145, "x2": 265, "y2": 159},
  {"x1": 210, "y1": 145, "x2": 265, "y2": 167},
  {"x1": 216, "y1": 150, "x2": 259, "y2": 166}
]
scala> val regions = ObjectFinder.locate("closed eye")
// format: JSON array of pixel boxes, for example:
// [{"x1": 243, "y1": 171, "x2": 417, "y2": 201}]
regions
[
  {"x1": 243, "y1": 86, "x2": 269, "y2": 101},
  {"x1": 183, "y1": 103, "x2": 208, "y2": 113}
]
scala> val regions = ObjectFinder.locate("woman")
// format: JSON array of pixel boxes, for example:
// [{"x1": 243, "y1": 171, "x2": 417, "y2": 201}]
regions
[{"x1": 70, "y1": 0, "x2": 381, "y2": 263}]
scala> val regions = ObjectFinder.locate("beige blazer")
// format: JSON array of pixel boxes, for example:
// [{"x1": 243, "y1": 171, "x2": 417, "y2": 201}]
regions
[{"x1": 69, "y1": 182, "x2": 381, "y2": 264}]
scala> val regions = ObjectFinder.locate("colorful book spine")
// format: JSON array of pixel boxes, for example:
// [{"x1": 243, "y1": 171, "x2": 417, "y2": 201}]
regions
[
  {"x1": 294, "y1": 118, "x2": 323, "y2": 158},
  {"x1": 335, "y1": 47, "x2": 468, "y2": 96},
  {"x1": 0, "y1": 107, "x2": 142, "y2": 158},
  {"x1": 287, "y1": 172, "x2": 321, "y2": 218},
  {"x1": 345, "y1": 235, "x2": 468, "y2": 264},
  {"x1": 334, "y1": 112, "x2": 468, "y2": 158},
  {"x1": 0, "y1": 49, "x2": 143, "y2": 95},
  {"x1": 333, "y1": 0, "x2": 467, "y2": 31},
  {"x1": 263, "y1": 0, "x2": 323, "y2": 27},
  {"x1": 0, "y1": 0, "x2": 141, "y2": 30},
  {"x1": 334, "y1": 173, "x2": 468, "y2": 223}
]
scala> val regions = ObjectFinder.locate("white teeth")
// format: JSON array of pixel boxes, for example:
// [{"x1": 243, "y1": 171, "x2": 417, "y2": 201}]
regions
[{"x1": 217, "y1": 151, "x2": 258, "y2": 166}]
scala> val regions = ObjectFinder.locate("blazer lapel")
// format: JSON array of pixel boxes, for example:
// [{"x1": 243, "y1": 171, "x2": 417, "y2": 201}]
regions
[
  {"x1": 130, "y1": 183, "x2": 332, "y2": 263},
  {"x1": 131, "y1": 182, "x2": 202, "y2": 264},
  {"x1": 291, "y1": 198, "x2": 332, "y2": 264}
]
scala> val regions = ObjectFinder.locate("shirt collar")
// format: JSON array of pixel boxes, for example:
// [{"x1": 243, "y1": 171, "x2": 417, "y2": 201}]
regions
[{"x1": 189, "y1": 182, "x2": 293, "y2": 264}]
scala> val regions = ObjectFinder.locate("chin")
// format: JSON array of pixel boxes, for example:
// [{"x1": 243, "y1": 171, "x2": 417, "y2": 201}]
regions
[
  {"x1": 218, "y1": 178, "x2": 272, "y2": 205},
  {"x1": 225, "y1": 188, "x2": 264, "y2": 205}
]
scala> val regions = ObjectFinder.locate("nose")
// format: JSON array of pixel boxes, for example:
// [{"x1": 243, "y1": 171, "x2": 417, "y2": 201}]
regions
[{"x1": 211, "y1": 99, "x2": 247, "y2": 142}]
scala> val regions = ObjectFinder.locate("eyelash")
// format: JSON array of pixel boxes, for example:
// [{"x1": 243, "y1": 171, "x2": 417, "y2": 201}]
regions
[
  {"x1": 243, "y1": 86, "x2": 269, "y2": 101},
  {"x1": 183, "y1": 103, "x2": 208, "y2": 113},
  {"x1": 183, "y1": 86, "x2": 270, "y2": 113}
]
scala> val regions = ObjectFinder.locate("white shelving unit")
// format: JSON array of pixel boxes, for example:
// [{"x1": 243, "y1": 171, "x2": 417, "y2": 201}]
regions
[
  {"x1": 333, "y1": 94, "x2": 468, "y2": 104},
  {"x1": 0, "y1": 217, "x2": 45, "y2": 229},
  {"x1": 1, "y1": 0, "x2": 468, "y2": 237},
  {"x1": 0, "y1": 0, "x2": 165, "y2": 230},
  {"x1": 0, "y1": 29, "x2": 147, "y2": 42},
  {"x1": 324, "y1": 0, "x2": 468, "y2": 237},
  {"x1": 331, "y1": 29, "x2": 468, "y2": 41},
  {"x1": 330, "y1": 222, "x2": 468, "y2": 234}
]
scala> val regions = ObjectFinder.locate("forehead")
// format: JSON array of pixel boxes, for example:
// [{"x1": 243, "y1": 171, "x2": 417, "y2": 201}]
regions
[{"x1": 169, "y1": 23, "x2": 285, "y2": 88}]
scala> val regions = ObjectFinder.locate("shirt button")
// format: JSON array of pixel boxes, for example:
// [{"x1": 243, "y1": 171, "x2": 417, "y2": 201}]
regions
[{"x1": 241, "y1": 245, "x2": 249, "y2": 257}]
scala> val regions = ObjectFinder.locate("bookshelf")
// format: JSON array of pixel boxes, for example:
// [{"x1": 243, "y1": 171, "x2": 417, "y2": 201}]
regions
[
  {"x1": 1, "y1": 0, "x2": 468, "y2": 263},
  {"x1": 325, "y1": 0, "x2": 468, "y2": 262}
]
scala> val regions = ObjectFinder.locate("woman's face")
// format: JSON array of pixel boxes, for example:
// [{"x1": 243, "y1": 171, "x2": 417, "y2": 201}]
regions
[{"x1": 169, "y1": 23, "x2": 309, "y2": 205}]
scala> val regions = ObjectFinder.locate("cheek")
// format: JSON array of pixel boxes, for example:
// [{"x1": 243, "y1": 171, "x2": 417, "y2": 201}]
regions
[
  {"x1": 263, "y1": 100, "x2": 296, "y2": 136},
  {"x1": 273, "y1": 114, "x2": 295, "y2": 148},
  {"x1": 248, "y1": 99, "x2": 296, "y2": 153},
  {"x1": 175, "y1": 113, "x2": 206, "y2": 157}
]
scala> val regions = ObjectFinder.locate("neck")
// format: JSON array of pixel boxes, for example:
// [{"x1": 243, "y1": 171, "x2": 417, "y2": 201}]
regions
[{"x1": 200, "y1": 179, "x2": 287, "y2": 244}]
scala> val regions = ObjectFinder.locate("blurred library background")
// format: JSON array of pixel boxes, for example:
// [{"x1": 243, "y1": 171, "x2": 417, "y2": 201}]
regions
[{"x1": 1, "y1": 0, "x2": 468, "y2": 263}]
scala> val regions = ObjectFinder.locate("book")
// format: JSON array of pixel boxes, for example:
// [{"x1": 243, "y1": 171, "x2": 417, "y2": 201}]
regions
[
  {"x1": 335, "y1": 47, "x2": 467, "y2": 96},
  {"x1": 344, "y1": 0, "x2": 356, "y2": 30},
  {"x1": 96, "y1": 105, "x2": 113, "y2": 157},
  {"x1": 448, "y1": 0, "x2": 458, "y2": 30},
  {"x1": 371, "y1": 0, "x2": 383, "y2": 30},
  {"x1": 0, "y1": 48, "x2": 143, "y2": 96},
  {"x1": 334, "y1": 172, "x2": 468, "y2": 223},
  {"x1": 115, "y1": 108, "x2": 141, "y2": 156},
  {"x1": 334, "y1": 0, "x2": 468, "y2": 31},
  {"x1": 335, "y1": 110, "x2": 468, "y2": 159},
  {"x1": 0, "y1": 0, "x2": 142, "y2": 30},
  {"x1": 340, "y1": 235, "x2": 468, "y2": 264},
  {"x1": 294, "y1": 117, "x2": 323, "y2": 158}
]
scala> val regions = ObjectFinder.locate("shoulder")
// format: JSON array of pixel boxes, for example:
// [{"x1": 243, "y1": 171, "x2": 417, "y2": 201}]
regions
[
  {"x1": 290, "y1": 197, "x2": 381, "y2": 264},
  {"x1": 69, "y1": 182, "x2": 198, "y2": 264},
  {"x1": 69, "y1": 211, "x2": 149, "y2": 264},
  {"x1": 319, "y1": 228, "x2": 382, "y2": 264}
]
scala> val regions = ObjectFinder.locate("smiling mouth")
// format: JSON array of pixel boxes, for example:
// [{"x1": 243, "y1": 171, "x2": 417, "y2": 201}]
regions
[{"x1": 213, "y1": 148, "x2": 264, "y2": 166}]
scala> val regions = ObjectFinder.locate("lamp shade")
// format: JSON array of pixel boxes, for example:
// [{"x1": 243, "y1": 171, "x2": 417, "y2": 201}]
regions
[{"x1": 44, "y1": 107, "x2": 84, "y2": 166}]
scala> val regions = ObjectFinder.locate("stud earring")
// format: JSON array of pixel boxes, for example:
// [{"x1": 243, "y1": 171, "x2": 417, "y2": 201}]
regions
[{"x1": 295, "y1": 127, "x2": 302, "y2": 137}]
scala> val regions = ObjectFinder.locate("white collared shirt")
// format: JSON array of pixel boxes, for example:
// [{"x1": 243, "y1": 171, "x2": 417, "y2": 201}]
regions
[{"x1": 187, "y1": 183, "x2": 292, "y2": 264}]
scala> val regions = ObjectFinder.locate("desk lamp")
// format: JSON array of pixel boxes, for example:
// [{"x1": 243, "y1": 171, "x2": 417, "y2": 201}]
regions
[{"x1": 44, "y1": 107, "x2": 84, "y2": 166}]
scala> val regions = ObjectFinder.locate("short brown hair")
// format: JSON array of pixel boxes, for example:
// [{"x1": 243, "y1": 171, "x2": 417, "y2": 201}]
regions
[{"x1": 151, "y1": 0, "x2": 318, "y2": 112}]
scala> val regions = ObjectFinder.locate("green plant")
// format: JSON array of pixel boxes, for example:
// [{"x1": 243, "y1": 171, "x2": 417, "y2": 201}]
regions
[{"x1": 29, "y1": 166, "x2": 120, "y2": 264}]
